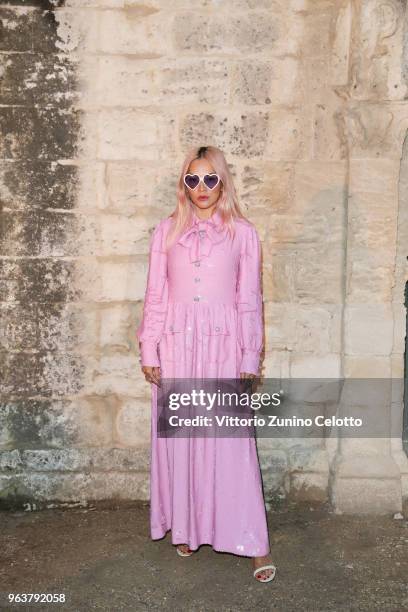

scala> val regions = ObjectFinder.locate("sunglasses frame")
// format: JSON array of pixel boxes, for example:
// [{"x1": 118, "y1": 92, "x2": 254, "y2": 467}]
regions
[{"x1": 183, "y1": 173, "x2": 222, "y2": 191}]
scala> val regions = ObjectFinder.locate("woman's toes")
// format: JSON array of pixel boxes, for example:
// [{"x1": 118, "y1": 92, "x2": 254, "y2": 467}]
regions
[
  {"x1": 178, "y1": 544, "x2": 192, "y2": 554},
  {"x1": 255, "y1": 568, "x2": 273, "y2": 581}
]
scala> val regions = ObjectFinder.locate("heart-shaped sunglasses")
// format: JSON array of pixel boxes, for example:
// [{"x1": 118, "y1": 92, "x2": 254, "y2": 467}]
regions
[{"x1": 183, "y1": 173, "x2": 222, "y2": 191}]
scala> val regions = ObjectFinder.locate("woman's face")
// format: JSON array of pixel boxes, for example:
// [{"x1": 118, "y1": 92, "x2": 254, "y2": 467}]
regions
[{"x1": 185, "y1": 158, "x2": 222, "y2": 213}]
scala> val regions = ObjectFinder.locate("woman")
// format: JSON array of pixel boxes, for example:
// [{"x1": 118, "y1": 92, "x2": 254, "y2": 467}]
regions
[{"x1": 136, "y1": 145, "x2": 276, "y2": 583}]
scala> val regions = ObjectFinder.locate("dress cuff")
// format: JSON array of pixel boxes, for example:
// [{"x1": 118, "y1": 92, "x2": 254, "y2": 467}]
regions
[
  {"x1": 240, "y1": 349, "x2": 261, "y2": 376},
  {"x1": 140, "y1": 341, "x2": 160, "y2": 367}
]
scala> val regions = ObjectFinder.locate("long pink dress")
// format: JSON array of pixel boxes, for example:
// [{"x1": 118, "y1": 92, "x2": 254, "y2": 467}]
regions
[{"x1": 136, "y1": 208, "x2": 270, "y2": 557}]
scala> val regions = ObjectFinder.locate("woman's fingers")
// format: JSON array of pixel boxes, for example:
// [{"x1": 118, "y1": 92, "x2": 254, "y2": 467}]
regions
[
  {"x1": 151, "y1": 366, "x2": 161, "y2": 387},
  {"x1": 142, "y1": 365, "x2": 161, "y2": 386}
]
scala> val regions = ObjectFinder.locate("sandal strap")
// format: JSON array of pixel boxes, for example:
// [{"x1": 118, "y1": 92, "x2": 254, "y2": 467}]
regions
[{"x1": 253, "y1": 564, "x2": 276, "y2": 578}]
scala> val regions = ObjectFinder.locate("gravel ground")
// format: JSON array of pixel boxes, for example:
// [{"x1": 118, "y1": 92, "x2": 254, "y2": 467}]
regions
[{"x1": 1, "y1": 499, "x2": 408, "y2": 611}]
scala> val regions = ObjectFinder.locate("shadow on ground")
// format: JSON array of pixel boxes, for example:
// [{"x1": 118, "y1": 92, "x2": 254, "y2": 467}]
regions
[{"x1": 1, "y1": 499, "x2": 408, "y2": 611}]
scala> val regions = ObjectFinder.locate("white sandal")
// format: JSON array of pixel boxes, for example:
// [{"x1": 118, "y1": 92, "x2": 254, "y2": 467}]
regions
[
  {"x1": 176, "y1": 544, "x2": 194, "y2": 557},
  {"x1": 253, "y1": 564, "x2": 277, "y2": 583}
]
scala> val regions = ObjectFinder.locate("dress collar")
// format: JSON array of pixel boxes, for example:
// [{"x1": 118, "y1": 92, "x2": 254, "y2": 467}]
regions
[{"x1": 191, "y1": 207, "x2": 223, "y2": 228}]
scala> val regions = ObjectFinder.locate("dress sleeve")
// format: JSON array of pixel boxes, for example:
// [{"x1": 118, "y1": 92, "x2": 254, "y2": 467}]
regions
[
  {"x1": 136, "y1": 220, "x2": 169, "y2": 367},
  {"x1": 236, "y1": 224, "x2": 264, "y2": 375}
]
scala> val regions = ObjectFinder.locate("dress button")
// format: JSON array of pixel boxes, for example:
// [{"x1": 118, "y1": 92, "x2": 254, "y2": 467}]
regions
[
  {"x1": 193, "y1": 296, "x2": 201, "y2": 302},
  {"x1": 215, "y1": 326, "x2": 220, "y2": 332},
  {"x1": 194, "y1": 277, "x2": 200, "y2": 283},
  {"x1": 194, "y1": 261, "x2": 200, "y2": 267}
]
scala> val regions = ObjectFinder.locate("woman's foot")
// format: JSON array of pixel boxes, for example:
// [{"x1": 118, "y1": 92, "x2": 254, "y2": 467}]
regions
[
  {"x1": 176, "y1": 544, "x2": 194, "y2": 557},
  {"x1": 253, "y1": 554, "x2": 276, "y2": 582}
]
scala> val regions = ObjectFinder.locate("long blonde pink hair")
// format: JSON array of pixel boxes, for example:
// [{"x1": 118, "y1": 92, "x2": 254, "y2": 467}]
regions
[{"x1": 165, "y1": 145, "x2": 247, "y2": 250}]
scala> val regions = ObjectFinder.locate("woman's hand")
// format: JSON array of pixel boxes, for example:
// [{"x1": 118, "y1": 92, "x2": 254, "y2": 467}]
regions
[
  {"x1": 142, "y1": 365, "x2": 161, "y2": 386},
  {"x1": 240, "y1": 372, "x2": 256, "y2": 379}
]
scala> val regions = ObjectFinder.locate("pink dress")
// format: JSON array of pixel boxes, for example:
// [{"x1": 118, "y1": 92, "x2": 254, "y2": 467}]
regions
[{"x1": 136, "y1": 208, "x2": 270, "y2": 557}]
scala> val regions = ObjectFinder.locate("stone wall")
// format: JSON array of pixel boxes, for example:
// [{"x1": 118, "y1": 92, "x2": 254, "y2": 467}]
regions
[{"x1": 1, "y1": 0, "x2": 408, "y2": 513}]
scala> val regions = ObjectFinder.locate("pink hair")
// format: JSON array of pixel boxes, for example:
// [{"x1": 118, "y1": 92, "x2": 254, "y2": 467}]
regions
[{"x1": 164, "y1": 145, "x2": 248, "y2": 250}]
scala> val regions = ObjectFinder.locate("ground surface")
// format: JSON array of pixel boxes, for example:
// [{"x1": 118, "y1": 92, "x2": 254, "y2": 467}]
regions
[{"x1": 1, "y1": 499, "x2": 408, "y2": 611}]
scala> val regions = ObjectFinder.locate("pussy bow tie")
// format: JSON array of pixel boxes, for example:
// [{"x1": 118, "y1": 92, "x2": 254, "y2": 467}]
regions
[{"x1": 177, "y1": 217, "x2": 227, "y2": 262}]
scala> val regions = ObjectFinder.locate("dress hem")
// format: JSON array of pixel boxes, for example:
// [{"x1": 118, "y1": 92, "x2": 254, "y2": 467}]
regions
[{"x1": 151, "y1": 526, "x2": 270, "y2": 558}]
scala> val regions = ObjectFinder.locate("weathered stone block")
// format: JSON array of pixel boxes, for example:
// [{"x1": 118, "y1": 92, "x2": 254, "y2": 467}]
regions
[
  {"x1": 0, "y1": 259, "x2": 79, "y2": 302},
  {"x1": 91, "y1": 353, "x2": 146, "y2": 397},
  {"x1": 258, "y1": 449, "x2": 287, "y2": 472},
  {"x1": 346, "y1": 253, "x2": 396, "y2": 303},
  {"x1": 99, "y1": 213, "x2": 152, "y2": 256},
  {"x1": 99, "y1": 303, "x2": 139, "y2": 350},
  {"x1": 0, "y1": 210, "x2": 97, "y2": 258},
  {"x1": 289, "y1": 353, "x2": 341, "y2": 378},
  {"x1": 2, "y1": 351, "x2": 86, "y2": 397},
  {"x1": 312, "y1": 91, "x2": 348, "y2": 160},
  {"x1": 75, "y1": 162, "x2": 106, "y2": 210},
  {"x1": 344, "y1": 102, "x2": 407, "y2": 159},
  {"x1": 231, "y1": 57, "x2": 303, "y2": 106},
  {"x1": 0, "y1": 397, "x2": 114, "y2": 450},
  {"x1": 0, "y1": 107, "x2": 81, "y2": 160},
  {"x1": 290, "y1": 472, "x2": 329, "y2": 502},
  {"x1": 262, "y1": 350, "x2": 290, "y2": 378},
  {"x1": 0, "y1": 52, "x2": 78, "y2": 107},
  {"x1": 44, "y1": 8, "x2": 99, "y2": 54},
  {"x1": 349, "y1": 158, "x2": 399, "y2": 194},
  {"x1": 1, "y1": 301, "x2": 98, "y2": 354},
  {"x1": 292, "y1": 161, "x2": 347, "y2": 238},
  {"x1": 0, "y1": 161, "x2": 78, "y2": 211},
  {"x1": 0, "y1": 303, "x2": 38, "y2": 351},
  {"x1": 93, "y1": 56, "x2": 231, "y2": 108},
  {"x1": 264, "y1": 108, "x2": 312, "y2": 160},
  {"x1": 348, "y1": 191, "x2": 397, "y2": 251},
  {"x1": 293, "y1": 306, "x2": 341, "y2": 354},
  {"x1": 294, "y1": 246, "x2": 343, "y2": 304},
  {"x1": 348, "y1": 0, "x2": 407, "y2": 101},
  {"x1": 344, "y1": 356, "x2": 391, "y2": 378},
  {"x1": 0, "y1": 7, "x2": 32, "y2": 52},
  {"x1": 98, "y1": 8, "x2": 169, "y2": 55},
  {"x1": 241, "y1": 162, "x2": 295, "y2": 213},
  {"x1": 0, "y1": 471, "x2": 149, "y2": 507},
  {"x1": 0, "y1": 446, "x2": 149, "y2": 472},
  {"x1": 105, "y1": 162, "x2": 157, "y2": 213},
  {"x1": 263, "y1": 253, "x2": 295, "y2": 303},
  {"x1": 98, "y1": 109, "x2": 175, "y2": 161},
  {"x1": 179, "y1": 111, "x2": 270, "y2": 158},
  {"x1": 264, "y1": 302, "x2": 297, "y2": 351},
  {"x1": 65, "y1": 0, "x2": 123, "y2": 6},
  {"x1": 344, "y1": 305, "x2": 394, "y2": 355},
  {"x1": 114, "y1": 398, "x2": 151, "y2": 446},
  {"x1": 390, "y1": 353, "x2": 404, "y2": 379},
  {"x1": 97, "y1": 259, "x2": 148, "y2": 302},
  {"x1": 332, "y1": 455, "x2": 402, "y2": 514},
  {"x1": 173, "y1": 10, "x2": 280, "y2": 54},
  {"x1": 288, "y1": 447, "x2": 329, "y2": 473}
]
